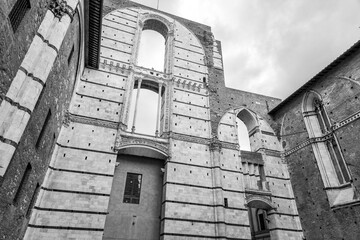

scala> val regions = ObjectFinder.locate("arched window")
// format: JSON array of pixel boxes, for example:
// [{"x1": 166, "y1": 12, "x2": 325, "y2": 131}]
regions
[
  {"x1": 128, "y1": 79, "x2": 164, "y2": 137},
  {"x1": 135, "y1": 18, "x2": 171, "y2": 73},
  {"x1": 236, "y1": 118, "x2": 251, "y2": 151},
  {"x1": 137, "y1": 30, "x2": 165, "y2": 72},
  {"x1": 303, "y1": 92, "x2": 351, "y2": 187},
  {"x1": 314, "y1": 99, "x2": 350, "y2": 184},
  {"x1": 236, "y1": 109, "x2": 258, "y2": 151},
  {"x1": 126, "y1": 18, "x2": 171, "y2": 137},
  {"x1": 236, "y1": 109, "x2": 268, "y2": 191}
]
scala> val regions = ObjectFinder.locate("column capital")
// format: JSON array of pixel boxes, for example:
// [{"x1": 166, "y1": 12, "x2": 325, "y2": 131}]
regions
[
  {"x1": 49, "y1": 0, "x2": 76, "y2": 21},
  {"x1": 135, "y1": 76, "x2": 143, "y2": 83}
]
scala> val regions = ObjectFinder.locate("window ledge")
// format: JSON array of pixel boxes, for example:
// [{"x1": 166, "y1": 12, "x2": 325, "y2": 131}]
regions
[
  {"x1": 245, "y1": 188, "x2": 272, "y2": 197},
  {"x1": 324, "y1": 182, "x2": 352, "y2": 190},
  {"x1": 326, "y1": 184, "x2": 358, "y2": 208},
  {"x1": 331, "y1": 198, "x2": 360, "y2": 210}
]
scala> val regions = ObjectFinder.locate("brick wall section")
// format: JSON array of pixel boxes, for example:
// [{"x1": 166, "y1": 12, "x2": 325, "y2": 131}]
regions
[
  {"x1": 0, "y1": 9, "x2": 81, "y2": 240},
  {"x1": 271, "y1": 46, "x2": 360, "y2": 239},
  {"x1": 0, "y1": 0, "x2": 49, "y2": 102}
]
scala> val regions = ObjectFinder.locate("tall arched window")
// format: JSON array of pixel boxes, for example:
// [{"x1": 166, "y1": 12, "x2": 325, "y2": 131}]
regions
[
  {"x1": 236, "y1": 118, "x2": 251, "y2": 151},
  {"x1": 314, "y1": 98, "x2": 350, "y2": 184},
  {"x1": 137, "y1": 30, "x2": 165, "y2": 72},
  {"x1": 236, "y1": 109, "x2": 267, "y2": 191},
  {"x1": 135, "y1": 18, "x2": 171, "y2": 73},
  {"x1": 126, "y1": 18, "x2": 171, "y2": 137},
  {"x1": 303, "y1": 91, "x2": 351, "y2": 187},
  {"x1": 236, "y1": 109, "x2": 258, "y2": 151}
]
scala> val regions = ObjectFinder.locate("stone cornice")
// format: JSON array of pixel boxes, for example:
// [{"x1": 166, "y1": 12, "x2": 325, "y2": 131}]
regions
[
  {"x1": 114, "y1": 133, "x2": 169, "y2": 157},
  {"x1": 63, "y1": 111, "x2": 118, "y2": 129}
]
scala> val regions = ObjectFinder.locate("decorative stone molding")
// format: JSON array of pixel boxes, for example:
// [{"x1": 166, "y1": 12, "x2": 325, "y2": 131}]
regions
[
  {"x1": 283, "y1": 110, "x2": 360, "y2": 157},
  {"x1": 283, "y1": 132, "x2": 333, "y2": 157},
  {"x1": 332, "y1": 110, "x2": 360, "y2": 130},
  {"x1": 133, "y1": 65, "x2": 171, "y2": 82},
  {"x1": 163, "y1": 85, "x2": 171, "y2": 132},
  {"x1": 118, "y1": 122, "x2": 127, "y2": 131},
  {"x1": 174, "y1": 78, "x2": 205, "y2": 93},
  {"x1": 171, "y1": 132, "x2": 209, "y2": 145},
  {"x1": 245, "y1": 193, "x2": 275, "y2": 210},
  {"x1": 48, "y1": 0, "x2": 75, "y2": 21},
  {"x1": 100, "y1": 60, "x2": 131, "y2": 74},
  {"x1": 65, "y1": 112, "x2": 118, "y2": 129},
  {"x1": 221, "y1": 141, "x2": 239, "y2": 151},
  {"x1": 138, "y1": 12, "x2": 174, "y2": 34},
  {"x1": 114, "y1": 134, "x2": 169, "y2": 156}
]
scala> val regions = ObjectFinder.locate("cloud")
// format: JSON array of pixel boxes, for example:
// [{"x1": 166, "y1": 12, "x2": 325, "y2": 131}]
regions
[{"x1": 133, "y1": 0, "x2": 360, "y2": 100}]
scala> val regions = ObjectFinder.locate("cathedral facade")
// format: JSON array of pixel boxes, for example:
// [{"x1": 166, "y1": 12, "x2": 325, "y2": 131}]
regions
[{"x1": 0, "y1": 0, "x2": 360, "y2": 239}]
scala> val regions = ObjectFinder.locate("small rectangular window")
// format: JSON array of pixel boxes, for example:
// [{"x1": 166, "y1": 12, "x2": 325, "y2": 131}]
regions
[
  {"x1": 35, "y1": 109, "x2": 52, "y2": 149},
  {"x1": 13, "y1": 163, "x2": 32, "y2": 205},
  {"x1": 123, "y1": 173, "x2": 142, "y2": 204},
  {"x1": 9, "y1": 0, "x2": 31, "y2": 32},
  {"x1": 224, "y1": 198, "x2": 228, "y2": 208}
]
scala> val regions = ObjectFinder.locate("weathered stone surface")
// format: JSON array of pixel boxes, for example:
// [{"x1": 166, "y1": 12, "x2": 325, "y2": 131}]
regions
[
  {"x1": 272, "y1": 46, "x2": 360, "y2": 240},
  {"x1": 0, "y1": 8, "x2": 81, "y2": 240},
  {"x1": 1, "y1": 0, "x2": 360, "y2": 239}
]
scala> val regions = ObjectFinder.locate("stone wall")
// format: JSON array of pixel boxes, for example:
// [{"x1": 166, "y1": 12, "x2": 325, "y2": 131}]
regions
[
  {"x1": 6, "y1": 0, "x2": 360, "y2": 239},
  {"x1": 271, "y1": 44, "x2": 360, "y2": 240},
  {"x1": 0, "y1": 5, "x2": 81, "y2": 240},
  {"x1": 0, "y1": 0, "x2": 49, "y2": 102}
]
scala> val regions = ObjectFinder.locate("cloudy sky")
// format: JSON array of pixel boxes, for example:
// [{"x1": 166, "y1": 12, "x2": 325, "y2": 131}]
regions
[
  {"x1": 130, "y1": 0, "x2": 360, "y2": 145},
  {"x1": 133, "y1": 0, "x2": 360, "y2": 99}
]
